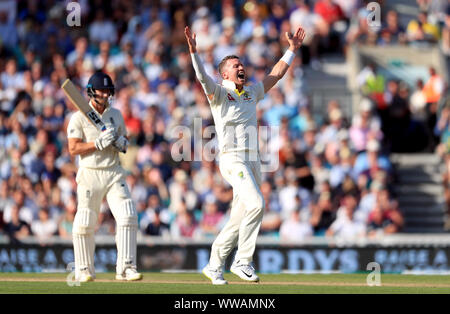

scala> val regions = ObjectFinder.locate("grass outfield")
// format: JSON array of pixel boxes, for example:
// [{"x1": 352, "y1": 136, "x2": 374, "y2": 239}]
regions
[{"x1": 0, "y1": 272, "x2": 450, "y2": 294}]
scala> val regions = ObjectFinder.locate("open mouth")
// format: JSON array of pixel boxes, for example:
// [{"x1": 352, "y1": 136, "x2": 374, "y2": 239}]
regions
[{"x1": 237, "y1": 72, "x2": 245, "y2": 80}]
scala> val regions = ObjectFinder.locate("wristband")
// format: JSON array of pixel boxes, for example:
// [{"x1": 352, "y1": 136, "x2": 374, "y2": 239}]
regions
[{"x1": 281, "y1": 49, "x2": 295, "y2": 66}]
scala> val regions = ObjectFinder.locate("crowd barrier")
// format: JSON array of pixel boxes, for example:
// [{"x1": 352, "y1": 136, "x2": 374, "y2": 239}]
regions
[{"x1": 0, "y1": 235, "x2": 449, "y2": 273}]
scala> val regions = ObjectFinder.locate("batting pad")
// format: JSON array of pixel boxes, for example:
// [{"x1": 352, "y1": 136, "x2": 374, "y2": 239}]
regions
[
  {"x1": 115, "y1": 199, "x2": 138, "y2": 275},
  {"x1": 73, "y1": 208, "x2": 97, "y2": 276}
]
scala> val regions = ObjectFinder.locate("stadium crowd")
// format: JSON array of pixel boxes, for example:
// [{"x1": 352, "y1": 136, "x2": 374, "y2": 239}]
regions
[{"x1": 0, "y1": 0, "x2": 448, "y2": 244}]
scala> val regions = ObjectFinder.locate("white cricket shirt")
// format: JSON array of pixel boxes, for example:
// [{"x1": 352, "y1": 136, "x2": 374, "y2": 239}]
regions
[
  {"x1": 208, "y1": 79, "x2": 265, "y2": 154},
  {"x1": 67, "y1": 103, "x2": 126, "y2": 169}
]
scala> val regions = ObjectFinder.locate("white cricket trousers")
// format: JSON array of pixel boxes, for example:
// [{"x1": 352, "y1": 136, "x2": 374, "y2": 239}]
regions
[
  {"x1": 209, "y1": 151, "x2": 265, "y2": 268},
  {"x1": 73, "y1": 165, "x2": 138, "y2": 277}
]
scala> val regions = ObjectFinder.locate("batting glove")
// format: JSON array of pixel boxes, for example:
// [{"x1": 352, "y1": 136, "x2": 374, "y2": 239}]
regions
[
  {"x1": 113, "y1": 135, "x2": 129, "y2": 153},
  {"x1": 94, "y1": 128, "x2": 117, "y2": 151}
]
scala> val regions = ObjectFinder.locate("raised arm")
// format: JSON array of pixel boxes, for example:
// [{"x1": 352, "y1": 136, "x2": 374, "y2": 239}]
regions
[
  {"x1": 263, "y1": 27, "x2": 306, "y2": 93},
  {"x1": 185, "y1": 26, "x2": 217, "y2": 97}
]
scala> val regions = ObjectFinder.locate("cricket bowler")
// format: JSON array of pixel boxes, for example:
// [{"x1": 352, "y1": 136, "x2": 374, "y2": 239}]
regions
[
  {"x1": 67, "y1": 71, "x2": 142, "y2": 282},
  {"x1": 185, "y1": 25, "x2": 306, "y2": 284}
]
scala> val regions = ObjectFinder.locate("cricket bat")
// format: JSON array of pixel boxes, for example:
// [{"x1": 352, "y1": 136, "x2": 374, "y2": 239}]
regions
[
  {"x1": 61, "y1": 79, "x2": 126, "y2": 153},
  {"x1": 61, "y1": 78, "x2": 107, "y2": 131}
]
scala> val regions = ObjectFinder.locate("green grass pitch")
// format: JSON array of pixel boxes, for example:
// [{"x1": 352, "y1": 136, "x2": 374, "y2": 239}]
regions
[{"x1": 1, "y1": 272, "x2": 450, "y2": 294}]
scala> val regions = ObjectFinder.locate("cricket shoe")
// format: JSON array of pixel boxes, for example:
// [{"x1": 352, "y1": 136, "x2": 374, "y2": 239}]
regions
[
  {"x1": 116, "y1": 267, "x2": 143, "y2": 281},
  {"x1": 202, "y1": 264, "x2": 228, "y2": 285},
  {"x1": 76, "y1": 268, "x2": 94, "y2": 283},
  {"x1": 231, "y1": 260, "x2": 259, "y2": 282}
]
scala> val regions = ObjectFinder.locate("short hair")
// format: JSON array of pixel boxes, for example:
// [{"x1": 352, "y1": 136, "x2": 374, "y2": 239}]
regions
[{"x1": 218, "y1": 55, "x2": 240, "y2": 77}]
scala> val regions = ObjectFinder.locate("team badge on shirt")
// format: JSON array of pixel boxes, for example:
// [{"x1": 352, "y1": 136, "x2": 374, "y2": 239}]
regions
[{"x1": 243, "y1": 92, "x2": 252, "y2": 101}]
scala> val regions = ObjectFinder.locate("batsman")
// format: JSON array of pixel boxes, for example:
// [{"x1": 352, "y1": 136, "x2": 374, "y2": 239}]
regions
[
  {"x1": 67, "y1": 71, "x2": 142, "y2": 282},
  {"x1": 185, "y1": 25, "x2": 306, "y2": 284}
]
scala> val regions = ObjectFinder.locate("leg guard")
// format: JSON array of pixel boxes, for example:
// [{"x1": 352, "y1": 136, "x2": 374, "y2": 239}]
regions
[
  {"x1": 72, "y1": 208, "x2": 97, "y2": 278},
  {"x1": 114, "y1": 199, "x2": 138, "y2": 275}
]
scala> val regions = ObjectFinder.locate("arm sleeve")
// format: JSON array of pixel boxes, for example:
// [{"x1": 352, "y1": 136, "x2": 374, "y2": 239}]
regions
[
  {"x1": 190, "y1": 53, "x2": 217, "y2": 96},
  {"x1": 255, "y1": 81, "x2": 265, "y2": 101},
  {"x1": 67, "y1": 114, "x2": 84, "y2": 139}
]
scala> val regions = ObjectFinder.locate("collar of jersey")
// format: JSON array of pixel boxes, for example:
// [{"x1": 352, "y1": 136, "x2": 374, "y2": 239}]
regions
[
  {"x1": 222, "y1": 79, "x2": 245, "y2": 96},
  {"x1": 89, "y1": 100, "x2": 110, "y2": 116}
]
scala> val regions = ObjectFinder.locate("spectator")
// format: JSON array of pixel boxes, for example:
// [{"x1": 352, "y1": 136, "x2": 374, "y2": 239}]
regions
[
  {"x1": 442, "y1": 7, "x2": 450, "y2": 56},
  {"x1": 267, "y1": 1, "x2": 289, "y2": 32},
  {"x1": 127, "y1": 172, "x2": 149, "y2": 209},
  {"x1": 0, "y1": 9, "x2": 17, "y2": 49},
  {"x1": 260, "y1": 181, "x2": 282, "y2": 236},
  {"x1": 66, "y1": 37, "x2": 93, "y2": 68},
  {"x1": 356, "y1": 173, "x2": 378, "y2": 206},
  {"x1": 346, "y1": 5, "x2": 378, "y2": 46},
  {"x1": 199, "y1": 194, "x2": 225, "y2": 237},
  {"x1": 435, "y1": 104, "x2": 450, "y2": 221},
  {"x1": 357, "y1": 64, "x2": 386, "y2": 108},
  {"x1": 1, "y1": 59, "x2": 24, "y2": 92},
  {"x1": 423, "y1": 67, "x2": 445, "y2": 150},
  {"x1": 326, "y1": 194, "x2": 366, "y2": 240},
  {"x1": 409, "y1": 79, "x2": 427, "y2": 122},
  {"x1": 435, "y1": 104, "x2": 450, "y2": 156},
  {"x1": 0, "y1": 180, "x2": 12, "y2": 226},
  {"x1": 261, "y1": 180, "x2": 282, "y2": 212},
  {"x1": 88, "y1": 10, "x2": 118, "y2": 45},
  {"x1": 380, "y1": 10, "x2": 406, "y2": 45},
  {"x1": 145, "y1": 167, "x2": 170, "y2": 204},
  {"x1": 214, "y1": 27, "x2": 238, "y2": 65},
  {"x1": 140, "y1": 193, "x2": 171, "y2": 235},
  {"x1": 423, "y1": 67, "x2": 445, "y2": 106},
  {"x1": 406, "y1": 11, "x2": 440, "y2": 43},
  {"x1": 310, "y1": 190, "x2": 336, "y2": 236},
  {"x1": 310, "y1": 153, "x2": 330, "y2": 193},
  {"x1": 353, "y1": 139, "x2": 392, "y2": 181},
  {"x1": 238, "y1": 1, "x2": 266, "y2": 43},
  {"x1": 317, "y1": 108, "x2": 346, "y2": 146},
  {"x1": 280, "y1": 208, "x2": 313, "y2": 242},
  {"x1": 327, "y1": 139, "x2": 353, "y2": 189},
  {"x1": 3, "y1": 189, "x2": 35, "y2": 225},
  {"x1": 263, "y1": 87, "x2": 296, "y2": 126},
  {"x1": 4, "y1": 204, "x2": 31, "y2": 245},
  {"x1": 171, "y1": 206, "x2": 201, "y2": 239},
  {"x1": 96, "y1": 205, "x2": 116, "y2": 236},
  {"x1": 314, "y1": 0, "x2": 345, "y2": 26},
  {"x1": 144, "y1": 208, "x2": 171, "y2": 237},
  {"x1": 281, "y1": 141, "x2": 315, "y2": 191},
  {"x1": 192, "y1": 6, "x2": 220, "y2": 51},
  {"x1": 367, "y1": 190, "x2": 403, "y2": 238},
  {"x1": 192, "y1": 159, "x2": 215, "y2": 200},
  {"x1": 279, "y1": 167, "x2": 309, "y2": 220},
  {"x1": 31, "y1": 208, "x2": 57, "y2": 242},
  {"x1": 289, "y1": 0, "x2": 328, "y2": 69},
  {"x1": 314, "y1": 0, "x2": 347, "y2": 52},
  {"x1": 334, "y1": 0, "x2": 359, "y2": 20},
  {"x1": 58, "y1": 196, "x2": 76, "y2": 240},
  {"x1": 41, "y1": 151, "x2": 61, "y2": 184},
  {"x1": 349, "y1": 98, "x2": 383, "y2": 152}
]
